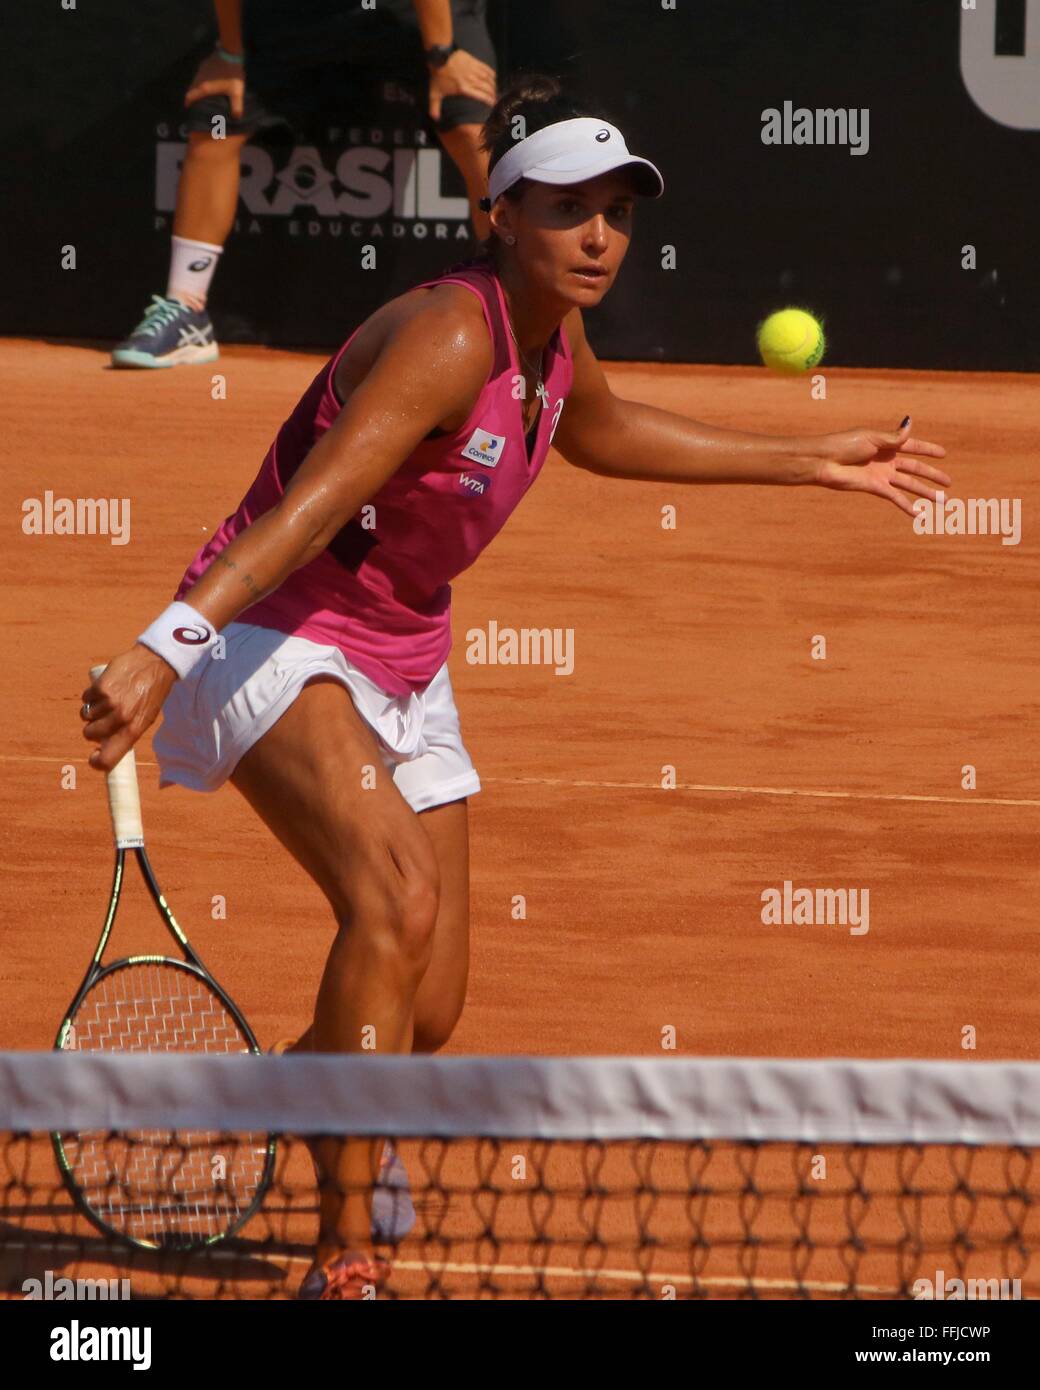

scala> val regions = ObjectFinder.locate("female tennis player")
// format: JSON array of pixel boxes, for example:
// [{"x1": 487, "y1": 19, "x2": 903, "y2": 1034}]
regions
[{"x1": 80, "y1": 75, "x2": 948, "y2": 1297}]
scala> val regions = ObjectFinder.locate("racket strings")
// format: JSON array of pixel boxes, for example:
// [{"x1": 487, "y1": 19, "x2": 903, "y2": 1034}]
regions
[
  {"x1": 67, "y1": 965, "x2": 249, "y2": 1054},
  {"x1": 59, "y1": 963, "x2": 269, "y2": 1246}
]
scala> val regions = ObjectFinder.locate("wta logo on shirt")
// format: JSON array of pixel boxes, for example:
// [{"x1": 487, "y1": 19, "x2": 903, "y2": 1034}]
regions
[
  {"x1": 461, "y1": 427, "x2": 506, "y2": 468},
  {"x1": 456, "y1": 471, "x2": 494, "y2": 497}
]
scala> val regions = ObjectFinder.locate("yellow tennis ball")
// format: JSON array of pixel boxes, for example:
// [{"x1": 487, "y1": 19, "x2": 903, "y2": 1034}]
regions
[{"x1": 756, "y1": 308, "x2": 825, "y2": 374}]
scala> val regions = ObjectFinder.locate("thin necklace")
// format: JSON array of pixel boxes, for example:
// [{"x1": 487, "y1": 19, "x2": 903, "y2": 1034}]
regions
[{"x1": 502, "y1": 298, "x2": 550, "y2": 411}]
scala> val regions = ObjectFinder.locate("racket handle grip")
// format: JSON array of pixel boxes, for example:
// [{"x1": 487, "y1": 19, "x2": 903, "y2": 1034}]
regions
[{"x1": 89, "y1": 663, "x2": 145, "y2": 849}]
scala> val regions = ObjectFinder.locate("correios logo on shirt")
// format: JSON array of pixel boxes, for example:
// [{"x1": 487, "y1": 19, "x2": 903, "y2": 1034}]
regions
[{"x1": 461, "y1": 427, "x2": 506, "y2": 468}]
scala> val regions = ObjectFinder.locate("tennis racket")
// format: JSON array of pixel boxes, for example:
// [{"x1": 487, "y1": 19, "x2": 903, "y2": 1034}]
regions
[{"x1": 52, "y1": 665, "x2": 275, "y2": 1251}]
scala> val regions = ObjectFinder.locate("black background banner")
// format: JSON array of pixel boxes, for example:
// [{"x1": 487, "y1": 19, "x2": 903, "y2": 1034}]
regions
[
  {"x1": 4, "y1": 0, "x2": 1037, "y2": 369},
  {"x1": 6, "y1": 1294, "x2": 1037, "y2": 1369}
]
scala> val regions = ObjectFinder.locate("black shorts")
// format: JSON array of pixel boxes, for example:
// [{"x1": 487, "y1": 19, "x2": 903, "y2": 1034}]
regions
[{"x1": 184, "y1": 0, "x2": 494, "y2": 142}]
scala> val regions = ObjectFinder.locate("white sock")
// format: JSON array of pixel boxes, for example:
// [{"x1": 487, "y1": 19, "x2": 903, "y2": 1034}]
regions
[{"x1": 167, "y1": 236, "x2": 223, "y2": 310}]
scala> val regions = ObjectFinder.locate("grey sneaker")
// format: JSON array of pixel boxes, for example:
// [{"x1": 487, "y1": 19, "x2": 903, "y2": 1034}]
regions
[{"x1": 111, "y1": 294, "x2": 219, "y2": 368}]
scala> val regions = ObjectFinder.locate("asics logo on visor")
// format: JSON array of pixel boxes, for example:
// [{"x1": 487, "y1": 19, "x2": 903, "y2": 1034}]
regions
[{"x1": 596, "y1": 130, "x2": 611, "y2": 141}]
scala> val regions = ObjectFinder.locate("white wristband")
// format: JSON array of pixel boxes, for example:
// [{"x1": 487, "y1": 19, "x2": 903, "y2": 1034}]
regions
[{"x1": 137, "y1": 601, "x2": 218, "y2": 679}]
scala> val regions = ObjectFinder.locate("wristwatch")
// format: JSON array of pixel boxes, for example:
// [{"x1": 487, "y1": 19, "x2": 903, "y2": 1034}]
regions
[{"x1": 424, "y1": 42, "x2": 457, "y2": 69}]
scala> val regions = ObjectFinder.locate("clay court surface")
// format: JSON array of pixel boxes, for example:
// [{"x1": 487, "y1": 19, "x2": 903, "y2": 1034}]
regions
[{"x1": 2, "y1": 339, "x2": 1038, "y2": 1296}]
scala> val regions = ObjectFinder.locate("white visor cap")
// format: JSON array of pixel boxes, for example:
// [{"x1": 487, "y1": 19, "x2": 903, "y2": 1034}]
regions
[{"x1": 487, "y1": 118, "x2": 664, "y2": 205}]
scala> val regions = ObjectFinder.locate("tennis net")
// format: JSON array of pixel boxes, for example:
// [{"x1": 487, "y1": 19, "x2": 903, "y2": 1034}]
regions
[{"x1": 1, "y1": 1053, "x2": 1038, "y2": 1300}]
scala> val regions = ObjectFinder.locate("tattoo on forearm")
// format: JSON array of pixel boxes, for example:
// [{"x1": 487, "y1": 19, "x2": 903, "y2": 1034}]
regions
[{"x1": 216, "y1": 552, "x2": 260, "y2": 597}]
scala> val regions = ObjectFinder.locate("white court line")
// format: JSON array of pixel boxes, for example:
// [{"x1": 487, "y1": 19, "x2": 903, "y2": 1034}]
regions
[
  {"x1": 484, "y1": 776, "x2": 1040, "y2": 809},
  {"x1": 0, "y1": 1236, "x2": 901, "y2": 1295},
  {"x1": 4, "y1": 754, "x2": 1038, "y2": 809},
  {"x1": 352, "y1": 1257, "x2": 903, "y2": 1297}
]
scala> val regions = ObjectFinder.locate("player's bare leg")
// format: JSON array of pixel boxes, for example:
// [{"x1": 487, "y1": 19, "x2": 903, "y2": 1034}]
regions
[
  {"x1": 230, "y1": 677, "x2": 444, "y2": 1281},
  {"x1": 290, "y1": 798, "x2": 470, "y2": 1057}
]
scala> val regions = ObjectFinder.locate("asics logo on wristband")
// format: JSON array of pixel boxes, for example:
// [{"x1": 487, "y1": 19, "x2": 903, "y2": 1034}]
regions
[
  {"x1": 138, "y1": 602, "x2": 213, "y2": 679},
  {"x1": 173, "y1": 625, "x2": 212, "y2": 645}
]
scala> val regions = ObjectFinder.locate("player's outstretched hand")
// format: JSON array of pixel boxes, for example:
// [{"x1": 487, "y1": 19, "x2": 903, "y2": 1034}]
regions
[
  {"x1": 80, "y1": 646, "x2": 178, "y2": 773},
  {"x1": 185, "y1": 51, "x2": 246, "y2": 120},
  {"x1": 428, "y1": 49, "x2": 497, "y2": 124},
  {"x1": 813, "y1": 418, "x2": 950, "y2": 517}
]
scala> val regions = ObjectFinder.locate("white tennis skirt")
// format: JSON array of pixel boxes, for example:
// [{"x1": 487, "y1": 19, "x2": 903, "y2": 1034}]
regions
[{"x1": 152, "y1": 622, "x2": 481, "y2": 814}]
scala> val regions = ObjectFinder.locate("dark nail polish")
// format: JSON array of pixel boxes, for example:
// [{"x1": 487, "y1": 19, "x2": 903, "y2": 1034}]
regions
[{"x1": 900, "y1": 415, "x2": 911, "y2": 429}]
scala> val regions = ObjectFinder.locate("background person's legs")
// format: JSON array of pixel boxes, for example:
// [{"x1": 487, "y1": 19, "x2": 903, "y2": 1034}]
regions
[
  {"x1": 426, "y1": 1, "x2": 496, "y2": 243},
  {"x1": 111, "y1": 90, "x2": 281, "y2": 368},
  {"x1": 437, "y1": 122, "x2": 491, "y2": 242},
  {"x1": 300, "y1": 0, "x2": 496, "y2": 244},
  {"x1": 169, "y1": 131, "x2": 250, "y2": 307},
  {"x1": 115, "y1": 0, "x2": 496, "y2": 368}
]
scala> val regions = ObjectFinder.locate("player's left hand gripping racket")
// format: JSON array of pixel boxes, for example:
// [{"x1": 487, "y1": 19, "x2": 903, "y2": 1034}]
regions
[{"x1": 53, "y1": 665, "x2": 275, "y2": 1251}]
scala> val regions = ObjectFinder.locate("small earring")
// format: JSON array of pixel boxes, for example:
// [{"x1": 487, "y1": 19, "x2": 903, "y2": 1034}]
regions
[{"x1": 505, "y1": 234, "x2": 516, "y2": 245}]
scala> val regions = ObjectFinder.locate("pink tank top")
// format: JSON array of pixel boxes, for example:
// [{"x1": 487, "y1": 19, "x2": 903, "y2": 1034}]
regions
[{"x1": 175, "y1": 260, "x2": 573, "y2": 695}]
